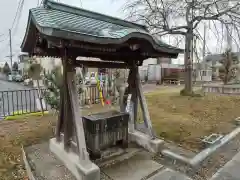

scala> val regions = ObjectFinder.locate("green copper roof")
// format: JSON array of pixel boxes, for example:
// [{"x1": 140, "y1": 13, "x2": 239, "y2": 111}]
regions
[
  {"x1": 30, "y1": 8, "x2": 145, "y2": 39},
  {"x1": 21, "y1": 0, "x2": 183, "y2": 55}
]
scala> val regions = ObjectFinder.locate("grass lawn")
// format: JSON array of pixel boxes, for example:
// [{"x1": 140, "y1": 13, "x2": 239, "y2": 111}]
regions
[
  {"x1": 146, "y1": 91, "x2": 240, "y2": 150},
  {"x1": 1, "y1": 87, "x2": 240, "y2": 179}
]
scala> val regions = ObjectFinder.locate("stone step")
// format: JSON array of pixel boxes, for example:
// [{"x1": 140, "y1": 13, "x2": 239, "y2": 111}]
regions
[
  {"x1": 23, "y1": 141, "x2": 163, "y2": 180},
  {"x1": 102, "y1": 151, "x2": 164, "y2": 180},
  {"x1": 147, "y1": 168, "x2": 192, "y2": 180},
  {"x1": 210, "y1": 151, "x2": 240, "y2": 180},
  {"x1": 95, "y1": 146, "x2": 142, "y2": 168}
]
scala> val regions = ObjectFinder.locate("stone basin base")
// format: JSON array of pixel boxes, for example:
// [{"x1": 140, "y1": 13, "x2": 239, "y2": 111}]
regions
[{"x1": 22, "y1": 141, "x2": 193, "y2": 180}]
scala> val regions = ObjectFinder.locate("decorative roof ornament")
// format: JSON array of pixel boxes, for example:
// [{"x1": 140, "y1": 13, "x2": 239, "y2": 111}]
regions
[
  {"x1": 100, "y1": 28, "x2": 146, "y2": 38},
  {"x1": 42, "y1": 0, "x2": 48, "y2": 5}
]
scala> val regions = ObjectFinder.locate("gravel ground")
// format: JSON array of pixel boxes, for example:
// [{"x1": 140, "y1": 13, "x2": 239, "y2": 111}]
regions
[
  {"x1": 24, "y1": 142, "x2": 115, "y2": 180},
  {"x1": 25, "y1": 134, "x2": 240, "y2": 180},
  {"x1": 153, "y1": 134, "x2": 240, "y2": 180}
]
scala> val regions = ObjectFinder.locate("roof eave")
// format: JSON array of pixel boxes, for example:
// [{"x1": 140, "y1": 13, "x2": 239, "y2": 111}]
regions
[
  {"x1": 36, "y1": 27, "x2": 181, "y2": 56},
  {"x1": 21, "y1": 11, "x2": 40, "y2": 53},
  {"x1": 20, "y1": 11, "x2": 32, "y2": 51}
]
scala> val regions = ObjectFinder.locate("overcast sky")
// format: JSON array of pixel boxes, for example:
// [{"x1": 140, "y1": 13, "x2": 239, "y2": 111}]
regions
[
  {"x1": 0, "y1": 0, "x2": 237, "y2": 65},
  {"x1": 0, "y1": 0, "x2": 125, "y2": 64}
]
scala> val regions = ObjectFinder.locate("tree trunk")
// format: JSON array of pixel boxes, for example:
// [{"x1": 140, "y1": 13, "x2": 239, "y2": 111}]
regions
[
  {"x1": 156, "y1": 58, "x2": 161, "y2": 85},
  {"x1": 37, "y1": 79, "x2": 44, "y2": 115},
  {"x1": 184, "y1": 32, "x2": 193, "y2": 93}
]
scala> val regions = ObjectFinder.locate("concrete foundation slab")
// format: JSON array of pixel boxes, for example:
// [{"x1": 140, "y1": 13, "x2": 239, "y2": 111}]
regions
[
  {"x1": 102, "y1": 151, "x2": 163, "y2": 180},
  {"x1": 148, "y1": 168, "x2": 192, "y2": 180},
  {"x1": 129, "y1": 130, "x2": 164, "y2": 153},
  {"x1": 97, "y1": 147, "x2": 142, "y2": 168},
  {"x1": 23, "y1": 141, "x2": 156, "y2": 180},
  {"x1": 23, "y1": 142, "x2": 76, "y2": 180},
  {"x1": 49, "y1": 138, "x2": 100, "y2": 180}
]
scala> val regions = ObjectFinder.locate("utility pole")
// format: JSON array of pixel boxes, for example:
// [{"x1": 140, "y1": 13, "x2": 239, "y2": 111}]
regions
[{"x1": 9, "y1": 29, "x2": 13, "y2": 70}]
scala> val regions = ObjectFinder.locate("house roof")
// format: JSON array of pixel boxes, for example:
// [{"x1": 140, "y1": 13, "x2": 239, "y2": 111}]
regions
[
  {"x1": 21, "y1": 0, "x2": 183, "y2": 57},
  {"x1": 204, "y1": 52, "x2": 240, "y2": 63}
]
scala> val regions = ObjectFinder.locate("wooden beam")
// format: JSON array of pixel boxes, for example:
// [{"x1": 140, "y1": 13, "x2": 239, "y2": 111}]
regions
[
  {"x1": 136, "y1": 67, "x2": 155, "y2": 138},
  {"x1": 67, "y1": 68, "x2": 89, "y2": 162},
  {"x1": 74, "y1": 59, "x2": 130, "y2": 69}
]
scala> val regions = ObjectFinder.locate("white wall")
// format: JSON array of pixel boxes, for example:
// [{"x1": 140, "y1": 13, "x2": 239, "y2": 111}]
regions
[
  {"x1": 18, "y1": 62, "x2": 24, "y2": 74},
  {"x1": 142, "y1": 58, "x2": 157, "y2": 66},
  {"x1": 195, "y1": 69, "x2": 212, "y2": 82},
  {"x1": 0, "y1": 62, "x2": 5, "y2": 69},
  {"x1": 35, "y1": 57, "x2": 62, "y2": 73}
]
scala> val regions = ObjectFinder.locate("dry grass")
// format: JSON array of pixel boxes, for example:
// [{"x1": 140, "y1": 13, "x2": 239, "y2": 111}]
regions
[
  {"x1": 145, "y1": 91, "x2": 240, "y2": 151},
  {"x1": 0, "y1": 105, "x2": 119, "y2": 179},
  {"x1": 1, "y1": 87, "x2": 240, "y2": 179},
  {"x1": 0, "y1": 115, "x2": 57, "y2": 180}
]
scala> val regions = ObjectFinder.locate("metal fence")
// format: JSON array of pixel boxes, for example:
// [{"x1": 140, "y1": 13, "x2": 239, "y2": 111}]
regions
[
  {"x1": 0, "y1": 85, "x2": 115, "y2": 118},
  {"x1": 0, "y1": 89, "x2": 47, "y2": 117}
]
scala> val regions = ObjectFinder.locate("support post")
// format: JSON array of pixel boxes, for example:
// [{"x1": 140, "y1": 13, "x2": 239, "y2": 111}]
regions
[
  {"x1": 135, "y1": 67, "x2": 155, "y2": 138},
  {"x1": 126, "y1": 64, "x2": 155, "y2": 138},
  {"x1": 50, "y1": 45, "x2": 100, "y2": 180},
  {"x1": 127, "y1": 64, "x2": 163, "y2": 153},
  {"x1": 62, "y1": 48, "x2": 74, "y2": 150},
  {"x1": 66, "y1": 69, "x2": 90, "y2": 164},
  {"x1": 126, "y1": 65, "x2": 138, "y2": 133}
]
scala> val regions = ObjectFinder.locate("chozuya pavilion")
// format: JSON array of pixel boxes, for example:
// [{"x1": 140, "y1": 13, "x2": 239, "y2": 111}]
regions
[{"x1": 21, "y1": 0, "x2": 183, "y2": 180}]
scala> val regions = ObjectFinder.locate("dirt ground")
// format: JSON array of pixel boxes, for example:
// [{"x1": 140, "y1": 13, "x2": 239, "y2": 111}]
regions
[{"x1": 1, "y1": 87, "x2": 240, "y2": 179}]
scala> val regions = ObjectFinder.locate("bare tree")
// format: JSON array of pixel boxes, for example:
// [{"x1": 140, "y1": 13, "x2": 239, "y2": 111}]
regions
[
  {"x1": 3, "y1": 62, "x2": 11, "y2": 76},
  {"x1": 123, "y1": 0, "x2": 240, "y2": 94}
]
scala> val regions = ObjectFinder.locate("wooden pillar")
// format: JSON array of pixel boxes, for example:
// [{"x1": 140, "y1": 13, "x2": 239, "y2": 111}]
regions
[
  {"x1": 62, "y1": 47, "x2": 74, "y2": 150},
  {"x1": 127, "y1": 65, "x2": 138, "y2": 132},
  {"x1": 126, "y1": 64, "x2": 155, "y2": 138},
  {"x1": 54, "y1": 44, "x2": 89, "y2": 162},
  {"x1": 136, "y1": 67, "x2": 155, "y2": 138}
]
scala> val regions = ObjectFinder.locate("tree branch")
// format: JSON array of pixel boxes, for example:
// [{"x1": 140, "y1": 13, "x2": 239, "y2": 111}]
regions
[{"x1": 192, "y1": 2, "x2": 240, "y2": 24}]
